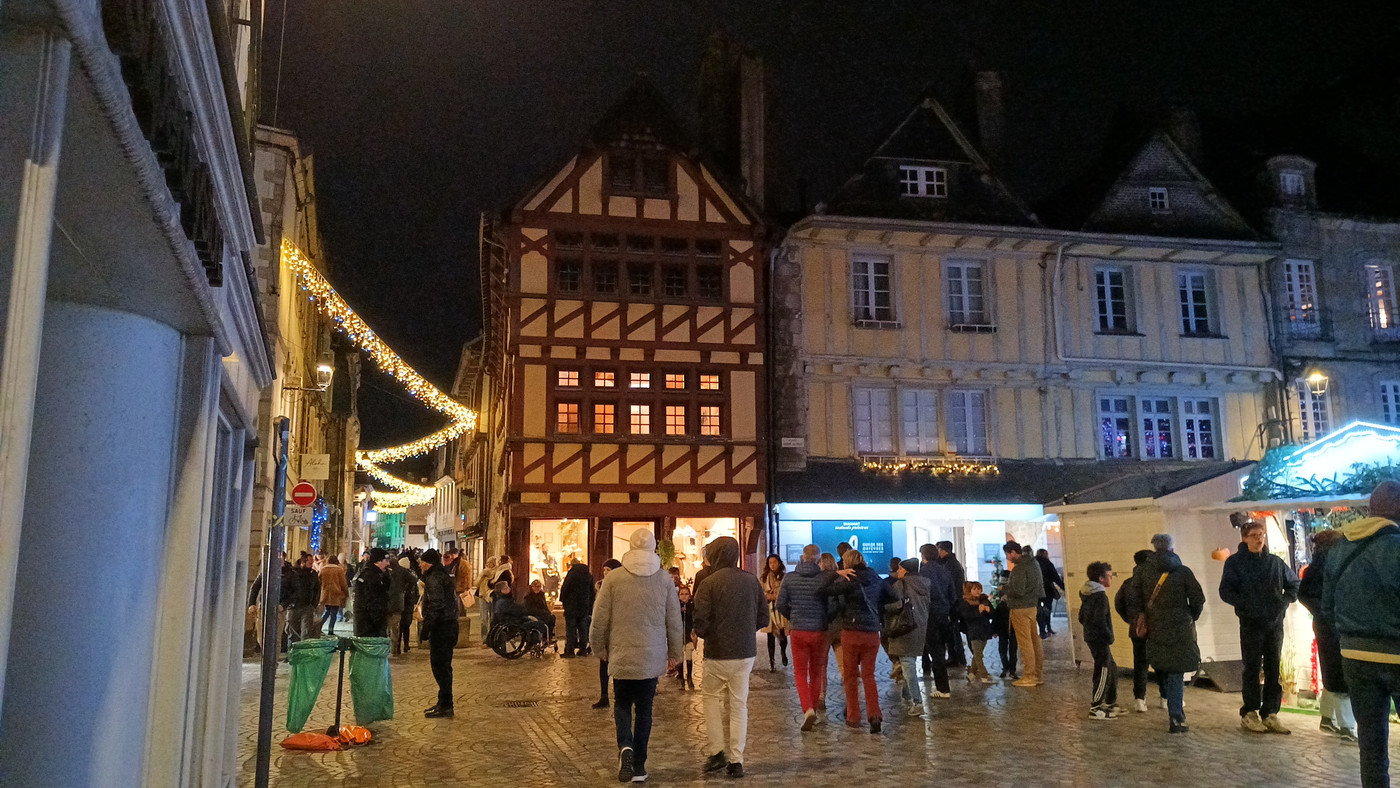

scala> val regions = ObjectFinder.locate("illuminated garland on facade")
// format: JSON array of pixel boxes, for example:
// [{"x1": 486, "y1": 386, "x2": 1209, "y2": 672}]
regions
[
  {"x1": 281, "y1": 239, "x2": 476, "y2": 509},
  {"x1": 860, "y1": 457, "x2": 1001, "y2": 477}
]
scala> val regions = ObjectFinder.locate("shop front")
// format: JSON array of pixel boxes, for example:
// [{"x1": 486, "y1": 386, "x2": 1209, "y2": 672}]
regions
[
  {"x1": 1054, "y1": 421, "x2": 1400, "y2": 696},
  {"x1": 774, "y1": 501, "x2": 1050, "y2": 584}
]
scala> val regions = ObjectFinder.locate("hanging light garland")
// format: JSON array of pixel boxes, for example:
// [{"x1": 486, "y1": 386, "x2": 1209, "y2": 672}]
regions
[
  {"x1": 281, "y1": 239, "x2": 476, "y2": 508},
  {"x1": 860, "y1": 457, "x2": 1001, "y2": 477}
]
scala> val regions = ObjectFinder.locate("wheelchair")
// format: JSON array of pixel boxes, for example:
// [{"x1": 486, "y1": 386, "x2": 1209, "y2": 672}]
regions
[{"x1": 487, "y1": 617, "x2": 554, "y2": 660}]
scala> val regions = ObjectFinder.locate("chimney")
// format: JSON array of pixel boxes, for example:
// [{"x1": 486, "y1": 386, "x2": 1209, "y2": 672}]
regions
[
  {"x1": 1166, "y1": 107, "x2": 1203, "y2": 164},
  {"x1": 738, "y1": 53, "x2": 767, "y2": 209},
  {"x1": 975, "y1": 71, "x2": 1005, "y2": 164}
]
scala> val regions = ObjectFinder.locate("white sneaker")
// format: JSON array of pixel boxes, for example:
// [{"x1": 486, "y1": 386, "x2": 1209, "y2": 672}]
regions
[
  {"x1": 1159, "y1": 698, "x2": 1167, "y2": 710},
  {"x1": 1241, "y1": 711, "x2": 1269, "y2": 733},
  {"x1": 1134, "y1": 699, "x2": 1148, "y2": 713},
  {"x1": 928, "y1": 690, "x2": 951, "y2": 699},
  {"x1": 907, "y1": 703, "x2": 924, "y2": 717}
]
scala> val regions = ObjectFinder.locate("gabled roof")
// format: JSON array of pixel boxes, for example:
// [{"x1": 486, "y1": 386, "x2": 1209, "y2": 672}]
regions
[
  {"x1": 1075, "y1": 130, "x2": 1257, "y2": 240},
  {"x1": 824, "y1": 94, "x2": 1037, "y2": 226},
  {"x1": 586, "y1": 78, "x2": 693, "y2": 153}
]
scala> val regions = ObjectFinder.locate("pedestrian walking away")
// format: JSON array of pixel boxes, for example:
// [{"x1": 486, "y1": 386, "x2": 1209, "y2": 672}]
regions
[
  {"x1": 318, "y1": 555, "x2": 349, "y2": 636},
  {"x1": 694, "y1": 536, "x2": 767, "y2": 778},
  {"x1": 1219, "y1": 519, "x2": 1299, "y2": 735},
  {"x1": 888, "y1": 558, "x2": 931, "y2": 717},
  {"x1": 1002, "y1": 541, "x2": 1045, "y2": 686},
  {"x1": 1322, "y1": 481, "x2": 1400, "y2": 788},
  {"x1": 590, "y1": 530, "x2": 683, "y2": 783},
  {"x1": 419, "y1": 549, "x2": 459, "y2": 718},
  {"x1": 777, "y1": 544, "x2": 834, "y2": 730},
  {"x1": 594, "y1": 559, "x2": 623, "y2": 709},
  {"x1": 1079, "y1": 561, "x2": 1118, "y2": 719},
  {"x1": 917, "y1": 543, "x2": 956, "y2": 695},
  {"x1": 559, "y1": 557, "x2": 596, "y2": 658},
  {"x1": 936, "y1": 541, "x2": 968, "y2": 666}
]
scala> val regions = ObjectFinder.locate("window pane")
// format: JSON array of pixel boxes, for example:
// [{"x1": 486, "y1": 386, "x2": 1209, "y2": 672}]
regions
[
  {"x1": 1099, "y1": 397, "x2": 1133, "y2": 457},
  {"x1": 1381, "y1": 381, "x2": 1400, "y2": 425},
  {"x1": 663, "y1": 265, "x2": 688, "y2": 298},
  {"x1": 665, "y1": 373, "x2": 685, "y2": 389},
  {"x1": 628, "y1": 264, "x2": 653, "y2": 296},
  {"x1": 630, "y1": 404, "x2": 650, "y2": 434},
  {"x1": 1182, "y1": 398, "x2": 1216, "y2": 460},
  {"x1": 853, "y1": 257, "x2": 894, "y2": 321},
  {"x1": 556, "y1": 260, "x2": 582, "y2": 293},
  {"x1": 948, "y1": 390, "x2": 988, "y2": 455},
  {"x1": 608, "y1": 154, "x2": 635, "y2": 191},
  {"x1": 594, "y1": 403, "x2": 615, "y2": 434},
  {"x1": 595, "y1": 371, "x2": 615, "y2": 388},
  {"x1": 699, "y1": 374, "x2": 720, "y2": 391},
  {"x1": 700, "y1": 406, "x2": 721, "y2": 436},
  {"x1": 665, "y1": 405, "x2": 686, "y2": 435},
  {"x1": 697, "y1": 264, "x2": 723, "y2": 300},
  {"x1": 629, "y1": 372, "x2": 650, "y2": 389},
  {"x1": 947, "y1": 262, "x2": 988, "y2": 325},
  {"x1": 1365, "y1": 264, "x2": 1398, "y2": 331},
  {"x1": 557, "y1": 370, "x2": 579, "y2": 387},
  {"x1": 1284, "y1": 260, "x2": 1319, "y2": 335},
  {"x1": 1295, "y1": 379, "x2": 1331, "y2": 441},
  {"x1": 556, "y1": 403, "x2": 579, "y2": 433},
  {"x1": 1178, "y1": 271, "x2": 1211, "y2": 334},
  {"x1": 1140, "y1": 398, "x2": 1175, "y2": 459},
  {"x1": 642, "y1": 158, "x2": 668, "y2": 194},
  {"x1": 900, "y1": 389, "x2": 938, "y2": 454},
  {"x1": 853, "y1": 387, "x2": 892, "y2": 453},
  {"x1": 592, "y1": 260, "x2": 619, "y2": 294},
  {"x1": 1095, "y1": 268, "x2": 1129, "y2": 331}
]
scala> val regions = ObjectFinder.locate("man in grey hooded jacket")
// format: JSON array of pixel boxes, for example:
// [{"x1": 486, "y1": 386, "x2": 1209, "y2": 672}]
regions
[
  {"x1": 693, "y1": 536, "x2": 768, "y2": 779},
  {"x1": 591, "y1": 529, "x2": 683, "y2": 783}
]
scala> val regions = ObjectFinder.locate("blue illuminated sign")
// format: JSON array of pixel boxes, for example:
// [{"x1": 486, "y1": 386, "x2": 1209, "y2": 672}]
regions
[{"x1": 811, "y1": 520, "x2": 897, "y2": 571}]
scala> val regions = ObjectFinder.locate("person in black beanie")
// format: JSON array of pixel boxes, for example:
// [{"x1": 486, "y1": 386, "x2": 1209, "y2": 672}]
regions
[
  {"x1": 353, "y1": 548, "x2": 392, "y2": 637},
  {"x1": 419, "y1": 549, "x2": 458, "y2": 718},
  {"x1": 593, "y1": 559, "x2": 623, "y2": 709}
]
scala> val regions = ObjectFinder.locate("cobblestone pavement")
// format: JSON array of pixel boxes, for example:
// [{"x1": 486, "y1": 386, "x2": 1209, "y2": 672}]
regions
[{"x1": 239, "y1": 627, "x2": 1374, "y2": 787}]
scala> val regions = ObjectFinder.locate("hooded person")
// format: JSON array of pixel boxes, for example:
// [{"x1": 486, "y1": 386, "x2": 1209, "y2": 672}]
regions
[
  {"x1": 693, "y1": 536, "x2": 768, "y2": 777},
  {"x1": 1140, "y1": 534, "x2": 1205, "y2": 734},
  {"x1": 558, "y1": 558, "x2": 597, "y2": 657},
  {"x1": 1323, "y1": 481, "x2": 1400, "y2": 788},
  {"x1": 590, "y1": 530, "x2": 683, "y2": 783},
  {"x1": 777, "y1": 544, "x2": 834, "y2": 729},
  {"x1": 1079, "y1": 561, "x2": 1118, "y2": 719},
  {"x1": 888, "y1": 558, "x2": 932, "y2": 716}
]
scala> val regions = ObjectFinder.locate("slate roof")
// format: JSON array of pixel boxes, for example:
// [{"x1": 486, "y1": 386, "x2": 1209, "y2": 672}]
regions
[
  {"x1": 824, "y1": 92, "x2": 1037, "y2": 226},
  {"x1": 586, "y1": 78, "x2": 694, "y2": 152},
  {"x1": 776, "y1": 458, "x2": 1250, "y2": 507}
]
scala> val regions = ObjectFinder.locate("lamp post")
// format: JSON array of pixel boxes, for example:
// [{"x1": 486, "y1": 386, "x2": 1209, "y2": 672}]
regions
[{"x1": 1305, "y1": 370, "x2": 1330, "y2": 397}]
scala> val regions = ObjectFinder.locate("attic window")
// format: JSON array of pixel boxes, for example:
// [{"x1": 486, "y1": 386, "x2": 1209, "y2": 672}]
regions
[
  {"x1": 608, "y1": 151, "x2": 671, "y2": 198},
  {"x1": 900, "y1": 166, "x2": 947, "y2": 198},
  {"x1": 1280, "y1": 171, "x2": 1305, "y2": 197},
  {"x1": 1148, "y1": 187, "x2": 1171, "y2": 212}
]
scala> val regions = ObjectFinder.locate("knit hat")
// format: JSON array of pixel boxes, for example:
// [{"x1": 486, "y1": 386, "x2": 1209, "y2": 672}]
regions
[
  {"x1": 629, "y1": 529, "x2": 657, "y2": 552},
  {"x1": 602, "y1": 559, "x2": 622, "y2": 570},
  {"x1": 420, "y1": 548, "x2": 442, "y2": 565},
  {"x1": 900, "y1": 558, "x2": 920, "y2": 575}
]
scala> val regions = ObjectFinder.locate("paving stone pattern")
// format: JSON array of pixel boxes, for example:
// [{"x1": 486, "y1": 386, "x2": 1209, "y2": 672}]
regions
[{"x1": 239, "y1": 630, "x2": 1374, "y2": 787}]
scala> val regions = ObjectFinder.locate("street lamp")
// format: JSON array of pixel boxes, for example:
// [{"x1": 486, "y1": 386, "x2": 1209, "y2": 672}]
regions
[
  {"x1": 314, "y1": 354, "x2": 335, "y2": 391},
  {"x1": 1305, "y1": 370, "x2": 1330, "y2": 397}
]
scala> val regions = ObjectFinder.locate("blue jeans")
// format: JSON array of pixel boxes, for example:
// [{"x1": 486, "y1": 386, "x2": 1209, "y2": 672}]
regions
[
  {"x1": 898, "y1": 656, "x2": 922, "y2": 703},
  {"x1": 613, "y1": 678, "x2": 658, "y2": 769},
  {"x1": 1344, "y1": 658, "x2": 1400, "y2": 787},
  {"x1": 1162, "y1": 672, "x2": 1185, "y2": 724}
]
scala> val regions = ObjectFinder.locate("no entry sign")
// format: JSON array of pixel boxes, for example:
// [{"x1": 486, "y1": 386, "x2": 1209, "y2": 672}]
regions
[{"x1": 291, "y1": 481, "x2": 317, "y2": 507}]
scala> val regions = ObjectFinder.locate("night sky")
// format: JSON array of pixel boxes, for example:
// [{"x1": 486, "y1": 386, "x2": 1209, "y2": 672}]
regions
[{"x1": 260, "y1": 0, "x2": 1399, "y2": 476}]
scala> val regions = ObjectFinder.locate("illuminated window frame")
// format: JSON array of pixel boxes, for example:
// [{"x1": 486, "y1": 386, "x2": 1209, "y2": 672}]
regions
[
  {"x1": 594, "y1": 403, "x2": 615, "y2": 434},
  {"x1": 557, "y1": 369, "x2": 579, "y2": 387},
  {"x1": 556, "y1": 402, "x2": 580, "y2": 434},
  {"x1": 630, "y1": 404, "x2": 651, "y2": 435},
  {"x1": 665, "y1": 405, "x2": 686, "y2": 435},
  {"x1": 629, "y1": 372, "x2": 651, "y2": 389},
  {"x1": 700, "y1": 405, "x2": 721, "y2": 436}
]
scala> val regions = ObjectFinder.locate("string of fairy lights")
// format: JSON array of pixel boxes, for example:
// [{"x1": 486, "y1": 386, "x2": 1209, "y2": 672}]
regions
[
  {"x1": 282, "y1": 239, "x2": 474, "y2": 510},
  {"x1": 860, "y1": 457, "x2": 1001, "y2": 476}
]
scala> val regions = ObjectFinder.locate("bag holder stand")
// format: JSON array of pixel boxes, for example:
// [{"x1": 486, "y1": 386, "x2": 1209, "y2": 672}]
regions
[{"x1": 325, "y1": 636, "x2": 352, "y2": 737}]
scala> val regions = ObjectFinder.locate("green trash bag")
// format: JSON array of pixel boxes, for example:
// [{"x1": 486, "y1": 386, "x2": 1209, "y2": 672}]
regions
[
  {"x1": 348, "y1": 637, "x2": 394, "y2": 725},
  {"x1": 286, "y1": 638, "x2": 339, "y2": 732}
]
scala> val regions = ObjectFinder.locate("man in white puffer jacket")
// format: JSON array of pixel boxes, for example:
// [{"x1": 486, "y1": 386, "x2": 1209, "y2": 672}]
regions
[{"x1": 591, "y1": 529, "x2": 683, "y2": 783}]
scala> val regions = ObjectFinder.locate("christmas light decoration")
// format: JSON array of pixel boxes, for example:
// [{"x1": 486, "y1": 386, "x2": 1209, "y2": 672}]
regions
[
  {"x1": 860, "y1": 457, "x2": 1001, "y2": 477},
  {"x1": 281, "y1": 239, "x2": 479, "y2": 510}
]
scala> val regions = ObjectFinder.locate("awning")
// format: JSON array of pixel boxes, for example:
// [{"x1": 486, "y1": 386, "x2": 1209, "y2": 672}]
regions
[{"x1": 1192, "y1": 494, "x2": 1369, "y2": 513}]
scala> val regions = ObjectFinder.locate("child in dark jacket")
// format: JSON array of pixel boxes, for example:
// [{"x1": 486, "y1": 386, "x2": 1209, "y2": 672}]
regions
[
  {"x1": 1079, "y1": 561, "x2": 1118, "y2": 719},
  {"x1": 956, "y1": 582, "x2": 996, "y2": 683}
]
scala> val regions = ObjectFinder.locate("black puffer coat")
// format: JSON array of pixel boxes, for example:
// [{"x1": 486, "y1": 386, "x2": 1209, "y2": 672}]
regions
[
  {"x1": 1219, "y1": 543, "x2": 1299, "y2": 625},
  {"x1": 559, "y1": 562, "x2": 596, "y2": 617},
  {"x1": 820, "y1": 566, "x2": 895, "y2": 633},
  {"x1": 1141, "y1": 551, "x2": 1205, "y2": 674}
]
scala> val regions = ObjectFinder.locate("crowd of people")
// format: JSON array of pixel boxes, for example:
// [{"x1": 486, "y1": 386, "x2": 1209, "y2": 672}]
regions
[{"x1": 248, "y1": 480, "x2": 1400, "y2": 787}]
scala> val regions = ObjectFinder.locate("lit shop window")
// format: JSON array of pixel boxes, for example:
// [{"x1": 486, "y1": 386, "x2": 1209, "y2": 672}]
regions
[
  {"x1": 666, "y1": 405, "x2": 686, "y2": 435},
  {"x1": 629, "y1": 372, "x2": 650, "y2": 389},
  {"x1": 699, "y1": 374, "x2": 721, "y2": 391},
  {"x1": 700, "y1": 406, "x2": 721, "y2": 436},
  {"x1": 557, "y1": 370, "x2": 579, "y2": 387},
  {"x1": 1099, "y1": 397, "x2": 1133, "y2": 458},
  {"x1": 665, "y1": 373, "x2": 686, "y2": 390},
  {"x1": 595, "y1": 371, "x2": 616, "y2": 388}
]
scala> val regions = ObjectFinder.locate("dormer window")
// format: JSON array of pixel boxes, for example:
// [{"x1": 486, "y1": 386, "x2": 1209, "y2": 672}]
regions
[
  {"x1": 608, "y1": 151, "x2": 670, "y2": 198},
  {"x1": 1280, "y1": 171, "x2": 1305, "y2": 197},
  {"x1": 900, "y1": 165, "x2": 947, "y2": 198},
  {"x1": 1148, "y1": 187, "x2": 1171, "y2": 212}
]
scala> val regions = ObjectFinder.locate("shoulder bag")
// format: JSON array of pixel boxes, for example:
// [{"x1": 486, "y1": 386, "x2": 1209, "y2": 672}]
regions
[
  {"x1": 883, "y1": 596, "x2": 917, "y2": 639},
  {"x1": 1133, "y1": 572, "x2": 1169, "y2": 639}
]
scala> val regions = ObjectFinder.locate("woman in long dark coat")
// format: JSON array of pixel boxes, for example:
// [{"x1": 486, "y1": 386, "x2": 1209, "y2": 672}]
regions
[{"x1": 1140, "y1": 535, "x2": 1205, "y2": 734}]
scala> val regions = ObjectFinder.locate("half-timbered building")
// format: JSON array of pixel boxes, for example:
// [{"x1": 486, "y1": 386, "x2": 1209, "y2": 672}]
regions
[{"x1": 489, "y1": 81, "x2": 768, "y2": 584}]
